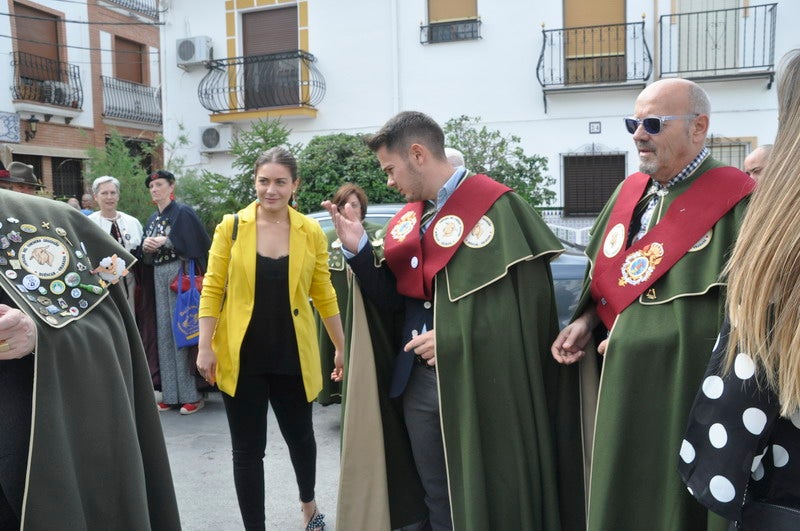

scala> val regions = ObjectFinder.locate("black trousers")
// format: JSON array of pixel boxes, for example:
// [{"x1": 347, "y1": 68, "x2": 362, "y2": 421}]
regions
[{"x1": 222, "y1": 373, "x2": 316, "y2": 531}]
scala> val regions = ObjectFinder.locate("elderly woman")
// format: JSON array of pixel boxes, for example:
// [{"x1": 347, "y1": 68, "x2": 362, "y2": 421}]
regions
[
  {"x1": 87, "y1": 176, "x2": 144, "y2": 311},
  {"x1": 142, "y1": 170, "x2": 210, "y2": 415}
]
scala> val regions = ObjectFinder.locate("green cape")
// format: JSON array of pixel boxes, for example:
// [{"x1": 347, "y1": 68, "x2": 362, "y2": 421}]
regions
[
  {"x1": 576, "y1": 158, "x2": 748, "y2": 531},
  {"x1": 0, "y1": 191, "x2": 180, "y2": 530},
  {"x1": 338, "y1": 192, "x2": 586, "y2": 530}
]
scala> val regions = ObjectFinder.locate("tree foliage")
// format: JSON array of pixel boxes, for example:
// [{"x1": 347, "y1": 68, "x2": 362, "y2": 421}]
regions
[
  {"x1": 443, "y1": 115, "x2": 556, "y2": 207},
  {"x1": 84, "y1": 129, "x2": 153, "y2": 223},
  {"x1": 296, "y1": 133, "x2": 402, "y2": 213}
]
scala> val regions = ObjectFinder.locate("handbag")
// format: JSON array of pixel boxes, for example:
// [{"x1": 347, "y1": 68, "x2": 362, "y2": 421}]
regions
[
  {"x1": 736, "y1": 499, "x2": 800, "y2": 530},
  {"x1": 172, "y1": 260, "x2": 201, "y2": 348},
  {"x1": 170, "y1": 260, "x2": 204, "y2": 293}
]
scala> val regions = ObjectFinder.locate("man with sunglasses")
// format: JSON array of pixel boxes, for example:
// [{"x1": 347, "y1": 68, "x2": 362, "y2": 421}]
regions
[{"x1": 552, "y1": 78, "x2": 754, "y2": 531}]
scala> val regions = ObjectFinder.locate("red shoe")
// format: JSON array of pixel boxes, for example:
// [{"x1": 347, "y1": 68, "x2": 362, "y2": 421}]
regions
[
  {"x1": 180, "y1": 400, "x2": 205, "y2": 415},
  {"x1": 157, "y1": 402, "x2": 172, "y2": 412}
]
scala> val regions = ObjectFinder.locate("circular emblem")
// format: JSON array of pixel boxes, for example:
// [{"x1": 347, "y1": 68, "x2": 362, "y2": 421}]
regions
[
  {"x1": 464, "y1": 216, "x2": 495, "y2": 249},
  {"x1": 432, "y1": 215, "x2": 464, "y2": 248},
  {"x1": 50, "y1": 280, "x2": 66, "y2": 295},
  {"x1": 20, "y1": 224, "x2": 37, "y2": 234},
  {"x1": 689, "y1": 229, "x2": 713, "y2": 252},
  {"x1": 390, "y1": 211, "x2": 417, "y2": 243},
  {"x1": 75, "y1": 250, "x2": 84, "y2": 259},
  {"x1": 78, "y1": 299, "x2": 88, "y2": 309},
  {"x1": 410, "y1": 256, "x2": 419, "y2": 269},
  {"x1": 69, "y1": 307, "x2": 80, "y2": 316},
  {"x1": 19, "y1": 236, "x2": 70, "y2": 280},
  {"x1": 603, "y1": 223, "x2": 626, "y2": 258},
  {"x1": 64, "y1": 272, "x2": 81, "y2": 287},
  {"x1": 71, "y1": 288, "x2": 81, "y2": 298},
  {"x1": 22, "y1": 274, "x2": 40, "y2": 290},
  {"x1": 619, "y1": 242, "x2": 665, "y2": 286},
  {"x1": 5, "y1": 270, "x2": 17, "y2": 279}
]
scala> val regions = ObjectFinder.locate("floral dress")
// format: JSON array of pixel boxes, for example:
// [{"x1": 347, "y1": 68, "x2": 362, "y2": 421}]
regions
[{"x1": 679, "y1": 318, "x2": 800, "y2": 522}]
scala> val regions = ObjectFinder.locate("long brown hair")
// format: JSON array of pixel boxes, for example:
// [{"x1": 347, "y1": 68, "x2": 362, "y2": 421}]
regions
[{"x1": 724, "y1": 49, "x2": 800, "y2": 415}]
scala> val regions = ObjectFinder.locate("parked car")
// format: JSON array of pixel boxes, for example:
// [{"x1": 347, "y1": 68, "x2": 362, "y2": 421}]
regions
[{"x1": 306, "y1": 205, "x2": 588, "y2": 328}]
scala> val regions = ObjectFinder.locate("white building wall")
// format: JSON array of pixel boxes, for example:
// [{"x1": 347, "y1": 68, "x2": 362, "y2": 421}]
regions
[{"x1": 160, "y1": 0, "x2": 796, "y2": 211}]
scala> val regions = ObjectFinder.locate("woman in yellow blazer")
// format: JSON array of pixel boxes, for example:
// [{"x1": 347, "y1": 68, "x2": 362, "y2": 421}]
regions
[{"x1": 197, "y1": 147, "x2": 344, "y2": 531}]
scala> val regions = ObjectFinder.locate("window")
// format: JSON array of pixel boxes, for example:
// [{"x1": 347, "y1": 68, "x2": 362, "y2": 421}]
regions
[
  {"x1": 422, "y1": 0, "x2": 480, "y2": 44},
  {"x1": 242, "y1": 7, "x2": 299, "y2": 108},
  {"x1": 52, "y1": 158, "x2": 84, "y2": 199},
  {"x1": 563, "y1": 153, "x2": 626, "y2": 215},
  {"x1": 13, "y1": 3, "x2": 60, "y2": 71},
  {"x1": 706, "y1": 137, "x2": 750, "y2": 169},
  {"x1": 114, "y1": 36, "x2": 145, "y2": 84},
  {"x1": 563, "y1": 0, "x2": 626, "y2": 84}
]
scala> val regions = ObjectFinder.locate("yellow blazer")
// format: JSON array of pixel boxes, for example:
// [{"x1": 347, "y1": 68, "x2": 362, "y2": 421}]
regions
[{"x1": 199, "y1": 201, "x2": 339, "y2": 401}]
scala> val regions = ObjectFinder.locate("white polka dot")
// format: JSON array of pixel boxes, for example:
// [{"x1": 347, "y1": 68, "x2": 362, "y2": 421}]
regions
[
  {"x1": 773, "y1": 444, "x2": 790, "y2": 467},
  {"x1": 751, "y1": 447, "x2": 767, "y2": 472},
  {"x1": 680, "y1": 440, "x2": 696, "y2": 463},
  {"x1": 702, "y1": 376, "x2": 724, "y2": 399},
  {"x1": 713, "y1": 333, "x2": 721, "y2": 352},
  {"x1": 790, "y1": 410, "x2": 800, "y2": 429},
  {"x1": 734, "y1": 353, "x2": 756, "y2": 380},
  {"x1": 752, "y1": 462, "x2": 765, "y2": 481},
  {"x1": 743, "y1": 408, "x2": 768, "y2": 435},
  {"x1": 709, "y1": 475, "x2": 736, "y2": 503},
  {"x1": 687, "y1": 486, "x2": 694, "y2": 496},
  {"x1": 709, "y1": 423, "x2": 728, "y2": 448}
]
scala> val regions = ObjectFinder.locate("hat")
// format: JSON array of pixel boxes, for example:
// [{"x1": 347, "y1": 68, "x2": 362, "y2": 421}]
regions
[
  {"x1": 145, "y1": 169, "x2": 176, "y2": 188},
  {"x1": 8, "y1": 162, "x2": 44, "y2": 189}
]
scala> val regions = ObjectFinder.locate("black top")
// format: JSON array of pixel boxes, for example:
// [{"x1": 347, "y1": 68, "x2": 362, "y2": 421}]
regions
[
  {"x1": 679, "y1": 317, "x2": 800, "y2": 522},
  {"x1": 240, "y1": 254, "x2": 300, "y2": 375}
]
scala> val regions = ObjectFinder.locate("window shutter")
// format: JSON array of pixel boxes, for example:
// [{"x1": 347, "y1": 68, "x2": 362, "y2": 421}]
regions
[{"x1": 428, "y1": 0, "x2": 477, "y2": 22}]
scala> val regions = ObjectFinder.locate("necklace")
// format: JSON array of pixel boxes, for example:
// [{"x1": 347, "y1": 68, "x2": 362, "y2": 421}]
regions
[{"x1": 264, "y1": 217, "x2": 287, "y2": 224}]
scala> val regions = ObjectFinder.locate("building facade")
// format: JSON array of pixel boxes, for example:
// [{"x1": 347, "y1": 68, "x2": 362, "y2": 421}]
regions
[
  {"x1": 54, "y1": 0, "x2": 794, "y2": 242},
  {"x1": 1, "y1": 0, "x2": 162, "y2": 199}
]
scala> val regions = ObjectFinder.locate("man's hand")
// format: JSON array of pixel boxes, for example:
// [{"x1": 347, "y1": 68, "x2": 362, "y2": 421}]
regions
[
  {"x1": 331, "y1": 349, "x2": 344, "y2": 382},
  {"x1": 0, "y1": 304, "x2": 36, "y2": 360},
  {"x1": 321, "y1": 200, "x2": 365, "y2": 253},
  {"x1": 551, "y1": 310, "x2": 598, "y2": 365},
  {"x1": 405, "y1": 329, "x2": 436, "y2": 367}
]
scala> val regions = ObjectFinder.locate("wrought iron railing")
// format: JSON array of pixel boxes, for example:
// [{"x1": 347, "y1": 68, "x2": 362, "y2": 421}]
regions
[
  {"x1": 102, "y1": 0, "x2": 159, "y2": 19},
  {"x1": 101, "y1": 76, "x2": 161, "y2": 124},
  {"x1": 198, "y1": 50, "x2": 325, "y2": 113},
  {"x1": 11, "y1": 51, "x2": 84, "y2": 109},
  {"x1": 537, "y1": 21, "x2": 652, "y2": 88},
  {"x1": 659, "y1": 3, "x2": 777, "y2": 79},
  {"x1": 420, "y1": 19, "x2": 481, "y2": 44}
]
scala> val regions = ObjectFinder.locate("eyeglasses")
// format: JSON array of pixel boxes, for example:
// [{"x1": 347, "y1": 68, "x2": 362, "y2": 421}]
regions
[{"x1": 624, "y1": 114, "x2": 698, "y2": 135}]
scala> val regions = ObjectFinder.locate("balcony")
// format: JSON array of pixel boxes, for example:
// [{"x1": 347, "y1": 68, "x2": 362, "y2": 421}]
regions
[
  {"x1": 659, "y1": 3, "x2": 777, "y2": 85},
  {"x1": 420, "y1": 19, "x2": 482, "y2": 44},
  {"x1": 537, "y1": 21, "x2": 652, "y2": 91},
  {"x1": 101, "y1": 76, "x2": 162, "y2": 124},
  {"x1": 11, "y1": 51, "x2": 83, "y2": 110},
  {"x1": 102, "y1": 0, "x2": 159, "y2": 19},
  {"x1": 198, "y1": 51, "x2": 325, "y2": 116}
]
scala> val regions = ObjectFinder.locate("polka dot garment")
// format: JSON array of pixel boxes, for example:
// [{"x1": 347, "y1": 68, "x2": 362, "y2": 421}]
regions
[{"x1": 678, "y1": 318, "x2": 800, "y2": 522}]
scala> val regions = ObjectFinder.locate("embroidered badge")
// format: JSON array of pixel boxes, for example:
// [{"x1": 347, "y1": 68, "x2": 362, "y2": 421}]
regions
[
  {"x1": 603, "y1": 223, "x2": 625, "y2": 258},
  {"x1": 390, "y1": 211, "x2": 417, "y2": 242},
  {"x1": 432, "y1": 215, "x2": 464, "y2": 248},
  {"x1": 464, "y1": 216, "x2": 495, "y2": 249},
  {"x1": 18, "y1": 237, "x2": 70, "y2": 280},
  {"x1": 619, "y1": 242, "x2": 665, "y2": 286},
  {"x1": 689, "y1": 229, "x2": 713, "y2": 252}
]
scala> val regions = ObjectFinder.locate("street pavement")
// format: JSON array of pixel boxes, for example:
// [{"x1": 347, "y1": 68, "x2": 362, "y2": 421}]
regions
[{"x1": 160, "y1": 392, "x2": 342, "y2": 530}]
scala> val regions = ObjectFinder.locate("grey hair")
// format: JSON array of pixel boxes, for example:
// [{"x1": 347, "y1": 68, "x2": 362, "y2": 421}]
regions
[
  {"x1": 688, "y1": 83, "x2": 711, "y2": 116},
  {"x1": 445, "y1": 147, "x2": 465, "y2": 167},
  {"x1": 92, "y1": 175, "x2": 120, "y2": 194}
]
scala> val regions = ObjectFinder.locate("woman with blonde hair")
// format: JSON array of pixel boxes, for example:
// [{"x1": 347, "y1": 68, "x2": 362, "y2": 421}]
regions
[{"x1": 679, "y1": 49, "x2": 800, "y2": 527}]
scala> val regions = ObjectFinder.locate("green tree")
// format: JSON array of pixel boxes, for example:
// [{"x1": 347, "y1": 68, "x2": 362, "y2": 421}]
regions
[
  {"x1": 297, "y1": 133, "x2": 402, "y2": 213},
  {"x1": 84, "y1": 129, "x2": 153, "y2": 222},
  {"x1": 443, "y1": 115, "x2": 556, "y2": 207}
]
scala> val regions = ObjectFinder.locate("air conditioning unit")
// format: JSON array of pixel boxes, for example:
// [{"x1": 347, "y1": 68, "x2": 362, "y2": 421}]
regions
[
  {"x1": 177, "y1": 36, "x2": 212, "y2": 68},
  {"x1": 199, "y1": 125, "x2": 233, "y2": 153},
  {"x1": 43, "y1": 80, "x2": 71, "y2": 106}
]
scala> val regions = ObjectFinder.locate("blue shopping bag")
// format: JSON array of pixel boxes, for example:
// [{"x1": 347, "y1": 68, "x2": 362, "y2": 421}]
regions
[{"x1": 172, "y1": 260, "x2": 201, "y2": 348}]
